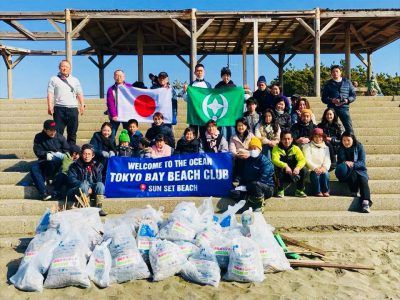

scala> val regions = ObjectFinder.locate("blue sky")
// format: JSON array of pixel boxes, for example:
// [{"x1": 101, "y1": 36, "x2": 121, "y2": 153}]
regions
[{"x1": 0, "y1": 0, "x2": 399, "y2": 98}]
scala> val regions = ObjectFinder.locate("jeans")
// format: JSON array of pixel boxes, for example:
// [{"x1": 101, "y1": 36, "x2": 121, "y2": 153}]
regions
[
  {"x1": 110, "y1": 119, "x2": 128, "y2": 138},
  {"x1": 67, "y1": 181, "x2": 105, "y2": 201},
  {"x1": 310, "y1": 171, "x2": 330, "y2": 194},
  {"x1": 346, "y1": 171, "x2": 371, "y2": 203},
  {"x1": 30, "y1": 159, "x2": 62, "y2": 195},
  {"x1": 334, "y1": 106, "x2": 353, "y2": 133},
  {"x1": 247, "y1": 181, "x2": 274, "y2": 199},
  {"x1": 53, "y1": 106, "x2": 79, "y2": 145},
  {"x1": 219, "y1": 126, "x2": 235, "y2": 143}
]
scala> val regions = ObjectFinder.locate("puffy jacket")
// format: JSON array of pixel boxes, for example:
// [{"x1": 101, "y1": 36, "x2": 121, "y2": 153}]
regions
[
  {"x1": 322, "y1": 77, "x2": 356, "y2": 108},
  {"x1": 274, "y1": 111, "x2": 291, "y2": 132},
  {"x1": 106, "y1": 82, "x2": 133, "y2": 118},
  {"x1": 337, "y1": 143, "x2": 368, "y2": 179},
  {"x1": 242, "y1": 154, "x2": 275, "y2": 187},
  {"x1": 229, "y1": 132, "x2": 254, "y2": 156},
  {"x1": 291, "y1": 121, "x2": 317, "y2": 141},
  {"x1": 67, "y1": 158, "x2": 104, "y2": 188},
  {"x1": 33, "y1": 131, "x2": 70, "y2": 160},
  {"x1": 117, "y1": 145, "x2": 134, "y2": 157},
  {"x1": 89, "y1": 131, "x2": 117, "y2": 158},
  {"x1": 214, "y1": 80, "x2": 236, "y2": 88},
  {"x1": 318, "y1": 122, "x2": 343, "y2": 147},
  {"x1": 175, "y1": 138, "x2": 200, "y2": 154},
  {"x1": 129, "y1": 130, "x2": 143, "y2": 152},
  {"x1": 272, "y1": 143, "x2": 306, "y2": 170},
  {"x1": 145, "y1": 123, "x2": 175, "y2": 148}
]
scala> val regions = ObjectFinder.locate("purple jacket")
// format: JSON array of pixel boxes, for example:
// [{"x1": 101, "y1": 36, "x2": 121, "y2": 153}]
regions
[{"x1": 106, "y1": 82, "x2": 133, "y2": 118}]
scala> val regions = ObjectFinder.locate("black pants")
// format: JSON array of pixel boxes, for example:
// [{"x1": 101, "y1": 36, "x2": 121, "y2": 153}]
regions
[
  {"x1": 247, "y1": 181, "x2": 274, "y2": 199},
  {"x1": 346, "y1": 171, "x2": 371, "y2": 203},
  {"x1": 276, "y1": 168, "x2": 306, "y2": 190},
  {"x1": 54, "y1": 106, "x2": 79, "y2": 145}
]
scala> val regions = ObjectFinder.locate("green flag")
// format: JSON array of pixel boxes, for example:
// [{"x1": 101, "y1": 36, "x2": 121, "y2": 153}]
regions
[{"x1": 187, "y1": 86, "x2": 244, "y2": 126}]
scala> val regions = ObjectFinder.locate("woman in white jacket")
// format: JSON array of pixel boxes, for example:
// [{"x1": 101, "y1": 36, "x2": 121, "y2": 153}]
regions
[{"x1": 303, "y1": 128, "x2": 331, "y2": 197}]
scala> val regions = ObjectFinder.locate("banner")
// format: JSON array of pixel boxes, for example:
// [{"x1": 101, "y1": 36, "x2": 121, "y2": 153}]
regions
[
  {"x1": 117, "y1": 86, "x2": 173, "y2": 123},
  {"x1": 105, "y1": 153, "x2": 232, "y2": 198},
  {"x1": 187, "y1": 86, "x2": 244, "y2": 126}
]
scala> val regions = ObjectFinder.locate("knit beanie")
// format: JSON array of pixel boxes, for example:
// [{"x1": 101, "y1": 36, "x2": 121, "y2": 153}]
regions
[
  {"x1": 257, "y1": 75, "x2": 266, "y2": 84},
  {"x1": 301, "y1": 108, "x2": 313, "y2": 116},
  {"x1": 119, "y1": 129, "x2": 130, "y2": 143},
  {"x1": 248, "y1": 137, "x2": 262, "y2": 151}
]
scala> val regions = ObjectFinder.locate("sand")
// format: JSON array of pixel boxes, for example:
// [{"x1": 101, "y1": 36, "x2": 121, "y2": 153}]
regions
[{"x1": 1, "y1": 230, "x2": 399, "y2": 300}]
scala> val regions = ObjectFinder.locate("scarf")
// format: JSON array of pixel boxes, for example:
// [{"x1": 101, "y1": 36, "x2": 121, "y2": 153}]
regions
[
  {"x1": 311, "y1": 141, "x2": 325, "y2": 148},
  {"x1": 100, "y1": 134, "x2": 116, "y2": 152},
  {"x1": 205, "y1": 129, "x2": 221, "y2": 152}
]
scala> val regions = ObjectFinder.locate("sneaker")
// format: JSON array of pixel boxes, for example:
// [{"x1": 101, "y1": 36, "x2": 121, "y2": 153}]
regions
[
  {"x1": 295, "y1": 189, "x2": 307, "y2": 198},
  {"x1": 322, "y1": 192, "x2": 330, "y2": 197},
  {"x1": 361, "y1": 200, "x2": 371, "y2": 213},
  {"x1": 41, "y1": 192, "x2": 52, "y2": 201},
  {"x1": 276, "y1": 189, "x2": 285, "y2": 198},
  {"x1": 315, "y1": 192, "x2": 324, "y2": 197}
]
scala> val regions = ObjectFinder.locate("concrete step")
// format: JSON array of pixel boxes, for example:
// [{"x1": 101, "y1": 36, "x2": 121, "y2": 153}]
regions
[
  {"x1": 0, "y1": 180, "x2": 398, "y2": 200},
  {"x1": 0, "y1": 195, "x2": 398, "y2": 217},
  {"x1": 2, "y1": 166, "x2": 398, "y2": 185},
  {"x1": 0, "y1": 209, "x2": 398, "y2": 235}
]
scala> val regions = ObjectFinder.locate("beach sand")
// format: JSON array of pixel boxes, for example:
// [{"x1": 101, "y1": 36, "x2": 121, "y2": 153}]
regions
[{"x1": 1, "y1": 230, "x2": 398, "y2": 300}]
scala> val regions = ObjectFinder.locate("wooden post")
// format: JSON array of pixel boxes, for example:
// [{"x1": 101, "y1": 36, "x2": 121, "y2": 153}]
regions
[
  {"x1": 98, "y1": 54, "x2": 104, "y2": 98},
  {"x1": 367, "y1": 52, "x2": 372, "y2": 81},
  {"x1": 278, "y1": 52, "x2": 285, "y2": 91},
  {"x1": 190, "y1": 8, "x2": 197, "y2": 82},
  {"x1": 345, "y1": 23, "x2": 351, "y2": 79},
  {"x1": 253, "y1": 20, "x2": 259, "y2": 91},
  {"x1": 137, "y1": 25, "x2": 144, "y2": 82},
  {"x1": 242, "y1": 41, "x2": 247, "y2": 85},
  {"x1": 6, "y1": 54, "x2": 13, "y2": 99},
  {"x1": 65, "y1": 9, "x2": 73, "y2": 69},
  {"x1": 314, "y1": 7, "x2": 321, "y2": 97}
]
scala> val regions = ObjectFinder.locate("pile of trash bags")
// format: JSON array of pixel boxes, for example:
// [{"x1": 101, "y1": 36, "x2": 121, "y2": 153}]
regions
[{"x1": 10, "y1": 198, "x2": 292, "y2": 291}]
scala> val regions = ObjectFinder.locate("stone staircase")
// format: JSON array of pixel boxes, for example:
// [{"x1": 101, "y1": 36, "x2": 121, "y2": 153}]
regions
[{"x1": 0, "y1": 96, "x2": 399, "y2": 237}]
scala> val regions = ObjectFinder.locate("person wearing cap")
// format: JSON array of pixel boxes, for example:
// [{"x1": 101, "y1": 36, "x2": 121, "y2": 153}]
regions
[
  {"x1": 231, "y1": 137, "x2": 275, "y2": 212},
  {"x1": 117, "y1": 129, "x2": 134, "y2": 157},
  {"x1": 47, "y1": 59, "x2": 84, "y2": 145},
  {"x1": 151, "y1": 71, "x2": 178, "y2": 127},
  {"x1": 290, "y1": 108, "x2": 317, "y2": 147},
  {"x1": 272, "y1": 130, "x2": 307, "y2": 198},
  {"x1": 106, "y1": 69, "x2": 132, "y2": 137},
  {"x1": 266, "y1": 83, "x2": 291, "y2": 112},
  {"x1": 253, "y1": 75, "x2": 269, "y2": 114},
  {"x1": 336, "y1": 131, "x2": 372, "y2": 213},
  {"x1": 322, "y1": 65, "x2": 356, "y2": 133},
  {"x1": 302, "y1": 128, "x2": 331, "y2": 197},
  {"x1": 182, "y1": 63, "x2": 213, "y2": 138},
  {"x1": 215, "y1": 67, "x2": 237, "y2": 142},
  {"x1": 52, "y1": 144, "x2": 81, "y2": 199},
  {"x1": 244, "y1": 97, "x2": 260, "y2": 134},
  {"x1": 31, "y1": 120, "x2": 70, "y2": 200},
  {"x1": 67, "y1": 143, "x2": 107, "y2": 216}
]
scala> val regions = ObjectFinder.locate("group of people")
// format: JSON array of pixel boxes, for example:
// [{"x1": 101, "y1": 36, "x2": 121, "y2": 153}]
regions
[{"x1": 30, "y1": 60, "x2": 372, "y2": 216}]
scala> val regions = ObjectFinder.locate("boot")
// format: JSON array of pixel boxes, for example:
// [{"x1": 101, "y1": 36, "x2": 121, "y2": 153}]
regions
[{"x1": 95, "y1": 195, "x2": 108, "y2": 216}]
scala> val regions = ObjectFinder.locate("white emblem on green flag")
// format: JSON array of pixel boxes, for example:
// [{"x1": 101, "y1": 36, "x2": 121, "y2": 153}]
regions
[{"x1": 187, "y1": 86, "x2": 244, "y2": 126}]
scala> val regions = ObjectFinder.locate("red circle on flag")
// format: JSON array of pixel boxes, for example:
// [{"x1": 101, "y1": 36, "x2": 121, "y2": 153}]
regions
[{"x1": 134, "y1": 95, "x2": 156, "y2": 117}]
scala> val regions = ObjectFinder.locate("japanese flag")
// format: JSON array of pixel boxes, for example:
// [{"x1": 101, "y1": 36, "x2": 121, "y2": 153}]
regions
[{"x1": 117, "y1": 86, "x2": 173, "y2": 123}]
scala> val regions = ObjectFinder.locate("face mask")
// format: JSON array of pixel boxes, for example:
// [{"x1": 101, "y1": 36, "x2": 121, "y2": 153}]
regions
[{"x1": 249, "y1": 149, "x2": 260, "y2": 158}]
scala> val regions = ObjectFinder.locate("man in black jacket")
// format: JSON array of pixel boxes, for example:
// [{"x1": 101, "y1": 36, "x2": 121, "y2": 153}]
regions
[
  {"x1": 67, "y1": 144, "x2": 107, "y2": 216},
  {"x1": 31, "y1": 119, "x2": 70, "y2": 200}
]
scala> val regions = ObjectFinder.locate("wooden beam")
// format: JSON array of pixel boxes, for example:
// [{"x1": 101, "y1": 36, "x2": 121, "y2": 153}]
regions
[
  {"x1": 11, "y1": 54, "x2": 26, "y2": 68},
  {"x1": 96, "y1": 21, "x2": 113, "y2": 45},
  {"x1": 296, "y1": 18, "x2": 315, "y2": 37},
  {"x1": 142, "y1": 24, "x2": 180, "y2": 46},
  {"x1": 190, "y1": 8, "x2": 197, "y2": 81},
  {"x1": 283, "y1": 53, "x2": 295, "y2": 67},
  {"x1": 350, "y1": 24, "x2": 367, "y2": 48},
  {"x1": 118, "y1": 22, "x2": 126, "y2": 34},
  {"x1": 172, "y1": 22, "x2": 177, "y2": 42},
  {"x1": 77, "y1": 46, "x2": 93, "y2": 55},
  {"x1": 104, "y1": 54, "x2": 117, "y2": 68},
  {"x1": 47, "y1": 18, "x2": 64, "y2": 37},
  {"x1": 71, "y1": 16, "x2": 90, "y2": 38},
  {"x1": 5, "y1": 20, "x2": 36, "y2": 40},
  {"x1": 171, "y1": 18, "x2": 190, "y2": 37},
  {"x1": 65, "y1": 9, "x2": 72, "y2": 66},
  {"x1": 364, "y1": 20, "x2": 399, "y2": 43},
  {"x1": 320, "y1": 17, "x2": 338, "y2": 36},
  {"x1": 345, "y1": 23, "x2": 351, "y2": 79},
  {"x1": 196, "y1": 18, "x2": 214, "y2": 38},
  {"x1": 176, "y1": 54, "x2": 190, "y2": 68},
  {"x1": 314, "y1": 7, "x2": 321, "y2": 97},
  {"x1": 265, "y1": 53, "x2": 279, "y2": 67},
  {"x1": 88, "y1": 56, "x2": 99, "y2": 68},
  {"x1": 197, "y1": 53, "x2": 208, "y2": 64},
  {"x1": 354, "y1": 51, "x2": 368, "y2": 67},
  {"x1": 137, "y1": 25, "x2": 144, "y2": 82},
  {"x1": 110, "y1": 25, "x2": 136, "y2": 48}
]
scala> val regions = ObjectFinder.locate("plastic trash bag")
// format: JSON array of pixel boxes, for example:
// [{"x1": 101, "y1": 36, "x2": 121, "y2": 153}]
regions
[
  {"x1": 107, "y1": 224, "x2": 150, "y2": 283},
  {"x1": 158, "y1": 218, "x2": 197, "y2": 242},
  {"x1": 194, "y1": 222, "x2": 222, "y2": 248},
  {"x1": 170, "y1": 202, "x2": 201, "y2": 225},
  {"x1": 197, "y1": 197, "x2": 215, "y2": 226},
  {"x1": 104, "y1": 215, "x2": 136, "y2": 238},
  {"x1": 180, "y1": 246, "x2": 221, "y2": 287},
  {"x1": 149, "y1": 239, "x2": 187, "y2": 281},
  {"x1": 217, "y1": 200, "x2": 246, "y2": 228},
  {"x1": 223, "y1": 236, "x2": 265, "y2": 283},
  {"x1": 249, "y1": 212, "x2": 292, "y2": 273},
  {"x1": 125, "y1": 205, "x2": 164, "y2": 231},
  {"x1": 35, "y1": 208, "x2": 51, "y2": 234},
  {"x1": 210, "y1": 235, "x2": 232, "y2": 270},
  {"x1": 87, "y1": 239, "x2": 112, "y2": 288},
  {"x1": 10, "y1": 228, "x2": 61, "y2": 292},
  {"x1": 44, "y1": 231, "x2": 91, "y2": 289},
  {"x1": 136, "y1": 219, "x2": 159, "y2": 261},
  {"x1": 173, "y1": 241, "x2": 199, "y2": 258}
]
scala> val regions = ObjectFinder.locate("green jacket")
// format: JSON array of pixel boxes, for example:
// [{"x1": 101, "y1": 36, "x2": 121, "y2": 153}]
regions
[
  {"x1": 61, "y1": 153, "x2": 74, "y2": 174},
  {"x1": 271, "y1": 143, "x2": 306, "y2": 170}
]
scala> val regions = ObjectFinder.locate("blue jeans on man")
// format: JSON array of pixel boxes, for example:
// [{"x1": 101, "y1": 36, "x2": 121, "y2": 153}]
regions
[
  {"x1": 30, "y1": 158, "x2": 62, "y2": 196},
  {"x1": 334, "y1": 106, "x2": 353, "y2": 133}
]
